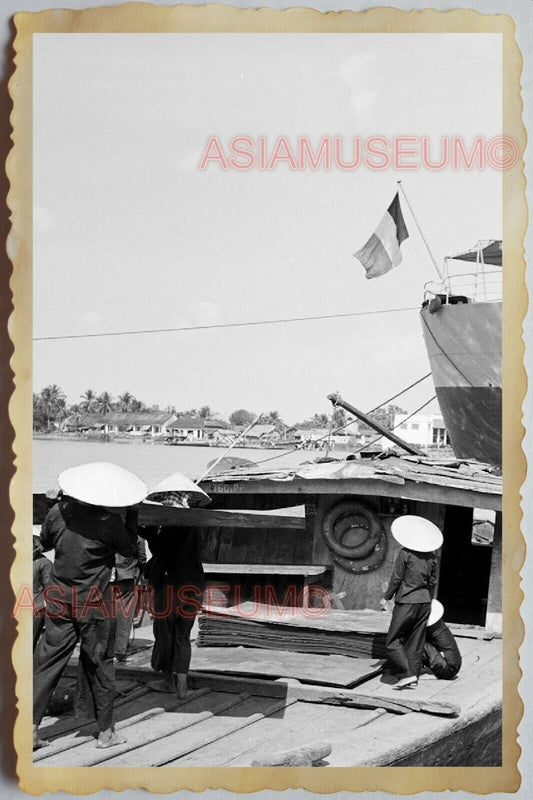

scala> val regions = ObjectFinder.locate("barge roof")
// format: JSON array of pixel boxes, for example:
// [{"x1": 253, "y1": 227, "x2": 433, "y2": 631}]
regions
[{"x1": 200, "y1": 455, "x2": 502, "y2": 511}]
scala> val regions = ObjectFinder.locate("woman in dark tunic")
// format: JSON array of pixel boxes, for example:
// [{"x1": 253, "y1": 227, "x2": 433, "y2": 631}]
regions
[
  {"x1": 143, "y1": 491, "x2": 205, "y2": 698},
  {"x1": 383, "y1": 515, "x2": 443, "y2": 690}
]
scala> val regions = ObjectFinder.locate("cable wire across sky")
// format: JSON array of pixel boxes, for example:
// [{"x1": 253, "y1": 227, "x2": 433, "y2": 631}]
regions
[{"x1": 33, "y1": 305, "x2": 420, "y2": 342}]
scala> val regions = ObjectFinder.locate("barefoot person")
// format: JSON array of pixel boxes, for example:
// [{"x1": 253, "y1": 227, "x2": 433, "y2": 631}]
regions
[
  {"x1": 33, "y1": 462, "x2": 147, "y2": 750},
  {"x1": 141, "y1": 474, "x2": 209, "y2": 699},
  {"x1": 423, "y1": 599, "x2": 462, "y2": 680},
  {"x1": 383, "y1": 515, "x2": 442, "y2": 690}
]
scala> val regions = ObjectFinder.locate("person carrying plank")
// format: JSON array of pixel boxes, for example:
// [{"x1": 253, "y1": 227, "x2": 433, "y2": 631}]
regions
[
  {"x1": 140, "y1": 473, "x2": 210, "y2": 699},
  {"x1": 382, "y1": 515, "x2": 443, "y2": 690},
  {"x1": 33, "y1": 462, "x2": 147, "y2": 751}
]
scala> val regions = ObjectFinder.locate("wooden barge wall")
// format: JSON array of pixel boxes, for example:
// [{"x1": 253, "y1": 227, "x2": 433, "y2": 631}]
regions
[{"x1": 33, "y1": 477, "x2": 501, "y2": 629}]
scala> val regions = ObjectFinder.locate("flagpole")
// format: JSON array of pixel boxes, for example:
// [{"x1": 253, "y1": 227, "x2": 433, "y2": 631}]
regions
[{"x1": 397, "y1": 181, "x2": 444, "y2": 282}]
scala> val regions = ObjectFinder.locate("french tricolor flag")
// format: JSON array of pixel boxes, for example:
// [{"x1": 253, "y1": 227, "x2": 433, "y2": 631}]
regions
[{"x1": 354, "y1": 193, "x2": 409, "y2": 279}]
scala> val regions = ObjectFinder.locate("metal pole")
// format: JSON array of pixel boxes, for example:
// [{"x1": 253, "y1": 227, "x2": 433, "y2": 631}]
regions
[
  {"x1": 327, "y1": 392, "x2": 425, "y2": 457},
  {"x1": 397, "y1": 181, "x2": 444, "y2": 282}
]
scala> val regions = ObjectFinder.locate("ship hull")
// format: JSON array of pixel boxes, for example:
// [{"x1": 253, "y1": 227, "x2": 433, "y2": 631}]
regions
[{"x1": 421, "y1": 301, "x2": 502, "y2": 466}]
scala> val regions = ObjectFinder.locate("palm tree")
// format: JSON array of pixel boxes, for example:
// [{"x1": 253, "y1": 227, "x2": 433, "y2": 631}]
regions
[
  {"x1": 40, "y1": 384, "x2": 66, "y2": 430},
  {"x1": 331, "y1": 407, "x2": 347, "y2": 430},
  {"x1": 80, "y1": 389, "x2": 97, "y2": 412},
  {"x1": 310, "y1": 413, "x2": 329, "y2": 428},
  {"x1": 97, "y1": 391, "x2": 114, "y2": 415},
  {"x1": 118, "y1": 391, "x2": 134, "y2": 412}
]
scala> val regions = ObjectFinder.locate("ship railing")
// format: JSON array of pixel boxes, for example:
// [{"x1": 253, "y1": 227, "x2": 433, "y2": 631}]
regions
[{"x1": 424, "y1": 270, "x2": 502, "y2": 304}]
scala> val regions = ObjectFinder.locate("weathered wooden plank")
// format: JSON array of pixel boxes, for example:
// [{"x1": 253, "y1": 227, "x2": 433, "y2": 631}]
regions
[
  {"x1": 200, "y1": 478, "x2": 501, "y2": 511},
  {"x1": 172, "y1": 698, "x2": 362, "y2": 766},
  {"x1": 220, "y1": 703, "x2": 388, "y2": 768},
  {"x1": 34, "y1": 688, "x2": 213, "y2": 762},
  {"x1": 39, "y1": 691, "x2": 250, "y2": 767},
  {"x1": 101, "y1": 695, "x2": 294, "y2": 767},
  {"x1": 203, "y1": 564, "x2": 328, "y2": 576},
  {"x1": 138, "y1": 504, "x2": 306, "y2": 529},
  {"x1": 190, "y1": 646, "x2": 383, "y2": 688},
  {"x1": 188, "y1": 671, "x2": 458, "y2": 716},
  {"x1": 39, "y1": 685, "x2": 152, "y2": 740}
]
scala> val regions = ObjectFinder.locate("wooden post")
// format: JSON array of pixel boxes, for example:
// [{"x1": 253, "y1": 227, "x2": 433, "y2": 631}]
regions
[{"x1": 485, "y1": 512, "x2": 502, "y2": 636}]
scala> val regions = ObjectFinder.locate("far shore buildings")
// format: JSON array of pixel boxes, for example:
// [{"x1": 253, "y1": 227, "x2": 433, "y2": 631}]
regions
[
  {"x1": 60, "y1": 410, "x2": 451, "y2": 453},
  {"x1": 62, "y1": 412, "x2": 232, "y2": 442}
]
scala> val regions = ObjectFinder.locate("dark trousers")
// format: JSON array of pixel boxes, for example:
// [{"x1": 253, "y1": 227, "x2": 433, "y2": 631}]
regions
[
  {"x1": 385, "y1": 602, "x2": 431, "y2": 679},
  {"x1": 111, "y1": 579, "x2": 138, "y2": 656},
  {"x1": 34, "y1": 604, "x2": 116, "y2": 731},
  {"x1": 151, "y1": 585, "x2": 196, "y2": 675},
  {"x1": 423, "y1": 642, "x2": 461, "y2": 679}
]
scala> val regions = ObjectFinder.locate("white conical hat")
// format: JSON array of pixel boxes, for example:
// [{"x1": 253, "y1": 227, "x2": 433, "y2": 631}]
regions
[
  {"x1": 390, "y1": 515, "x2": 443, "y2": 552},
  {"x1": 147, "y1": 472, "x2": 211, "y2": 507},
  {"x1": 428, "y1": 599, "x2": 444, "y2": 626},
  {"x1": 58, "y1": 462, "x2": 147, "y2": 507}
]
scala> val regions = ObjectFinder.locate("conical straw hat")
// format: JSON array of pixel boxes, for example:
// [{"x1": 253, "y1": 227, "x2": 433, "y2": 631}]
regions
[
  {"x1": 147, "y1": 472, "x2": 211, "y2": 508},
  {"x1": 390, "y1": 515, "x2": 443, "y2": 552},
  {"x1": 428, "y1": 599, "x2": 445, "y2": 626},
  {"x1": 58, "y1": 462, "x2": 147, "y2": 508}
]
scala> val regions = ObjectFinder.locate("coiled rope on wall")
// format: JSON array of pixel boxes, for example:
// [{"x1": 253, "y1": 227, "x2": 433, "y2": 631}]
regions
[{"x1": 321, "y1": 501, "x2": 387, "y2": 574}]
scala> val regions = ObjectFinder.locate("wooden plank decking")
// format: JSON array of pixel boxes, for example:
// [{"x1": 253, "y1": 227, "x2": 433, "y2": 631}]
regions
[{"x1": 35, "y1": 634, "x2": 501, "y2": 768}]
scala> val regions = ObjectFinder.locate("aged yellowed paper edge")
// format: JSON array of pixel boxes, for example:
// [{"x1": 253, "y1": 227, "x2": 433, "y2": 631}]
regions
[{"x1": 6, "y1": 2, "x2": 526, "y2": 794}]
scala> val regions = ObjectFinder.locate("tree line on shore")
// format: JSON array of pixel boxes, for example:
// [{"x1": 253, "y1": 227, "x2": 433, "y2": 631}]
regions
[{"x1": 33, "y1": 384, "x2": 404, "y2": 434}]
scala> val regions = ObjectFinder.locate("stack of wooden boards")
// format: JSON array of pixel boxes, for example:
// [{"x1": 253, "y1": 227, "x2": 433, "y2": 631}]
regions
[{"x1": 198, "y1": 604, "x2": 391, "y2": 659}]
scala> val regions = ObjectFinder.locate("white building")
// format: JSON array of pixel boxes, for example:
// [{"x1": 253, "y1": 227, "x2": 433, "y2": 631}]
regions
[{"x1": 393, "y1": 413, "x2": 450, "y2": 448}]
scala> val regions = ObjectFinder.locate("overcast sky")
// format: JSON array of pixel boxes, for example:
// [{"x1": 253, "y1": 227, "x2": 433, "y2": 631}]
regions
[{"x1": 33, "y1": 33, "x2": 502, "y2": 423}]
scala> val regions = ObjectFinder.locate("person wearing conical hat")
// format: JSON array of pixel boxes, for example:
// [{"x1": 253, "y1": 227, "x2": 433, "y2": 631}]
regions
[
  {"x1": 383, "y1": 515, "x2": 443, "y2": 690},
  {"x1": 423, "y1": 600, "x2": 462, "y2": 680},
  {"x1": 141, "y1": 475, "x2": 209, "y2": 698},
  {"x1": 33, "y1": 463, "x2": 147, "y2": 751}
]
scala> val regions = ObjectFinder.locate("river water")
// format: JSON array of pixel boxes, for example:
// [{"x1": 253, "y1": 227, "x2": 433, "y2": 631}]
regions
[{"x1": 33, "y1": 437, "x2": 309, "y2": 492}]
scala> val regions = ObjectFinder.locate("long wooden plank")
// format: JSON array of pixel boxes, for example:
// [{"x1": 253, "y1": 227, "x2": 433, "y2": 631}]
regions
[
  {"x1": 171, "y1": 699, "x2": 345, "y2": 766},
  {"x1": 201, "y1": 477, "x2": 501, "y2": 511},
  {"x1": 224, "y1": 705, "x2": 388, "y2": 768},
  {"x1": 38, "y1": 685, "x2": 152, "y2": 739},
  {"x1": 100, "y1": 695, "x2": 294, "y2": 767},
  {"x1": 190, "y1": 647, "x2": 383, "y2": 688},
  {"x1": 187, "y1": 672, "x2": 458, "y2": 716},
  {"x1": 39, "y1": 691, "x2": 250, "y2": 767},
  {"x1": 175, "y1": 702, "x2": 386, "y2": 767},
  {"x1": 138, "y1": 504, "x2": 306, "y2": 530},
  {"x1": 34, "y1": 688, "x2": 213, "y2": 762},
  {"x1": 203, "y1": 563, "x2": 328, "y2": 576}
]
